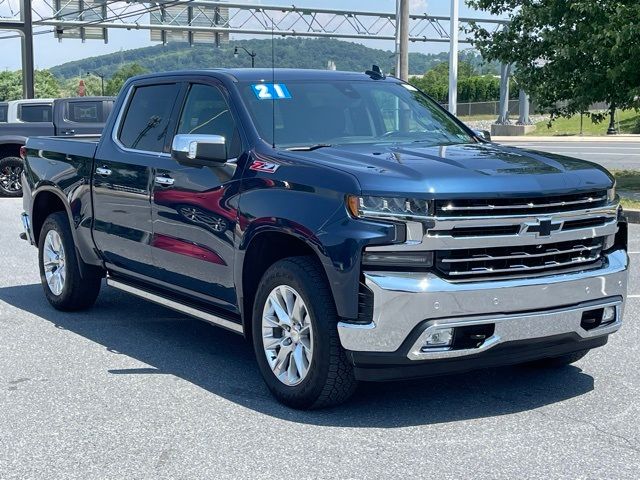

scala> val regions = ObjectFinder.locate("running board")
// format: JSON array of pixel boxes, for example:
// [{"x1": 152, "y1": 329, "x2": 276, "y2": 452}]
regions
[{"x1": 106, "y1": 276, "x2": 244, "y2": 334}]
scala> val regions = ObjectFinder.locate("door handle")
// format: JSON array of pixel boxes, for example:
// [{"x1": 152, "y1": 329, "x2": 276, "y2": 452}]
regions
[
  {"x1": 95, "y1": 166, "x2": 112, "y2": 176},
  {"x1": 155, "y1": 175, "x2": 175, "y2": 187}
]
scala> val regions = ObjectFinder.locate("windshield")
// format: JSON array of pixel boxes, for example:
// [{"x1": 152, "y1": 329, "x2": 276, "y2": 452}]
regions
[{"x1": 239, "y1": 79, "x2": 473, "y2": 148}]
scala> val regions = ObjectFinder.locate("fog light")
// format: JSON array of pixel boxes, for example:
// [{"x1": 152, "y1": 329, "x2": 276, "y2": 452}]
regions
[
  {"x1": 422, "y1": 327, "x2": 454, "y2": 349},
  {"x1": 602, "y1": 306, "x2": 616, "y2": 324}
]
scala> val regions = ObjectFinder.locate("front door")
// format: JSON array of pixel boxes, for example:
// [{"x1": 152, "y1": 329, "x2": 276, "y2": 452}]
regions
[
  {"x1": 149, "y1": 82, "x2": 245, "y2": 313},
  {"x1": 92, "y1": 82, "x2": 181, "y2": 277}
]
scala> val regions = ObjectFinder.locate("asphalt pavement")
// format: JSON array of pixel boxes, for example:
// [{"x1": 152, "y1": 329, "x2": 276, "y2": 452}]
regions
[
  {"x1": 496, "y1": 139, "x2": 640, "y2": 170},
  {"x1": 1, "y1": 195, "x2": 639, "y2": 479}
]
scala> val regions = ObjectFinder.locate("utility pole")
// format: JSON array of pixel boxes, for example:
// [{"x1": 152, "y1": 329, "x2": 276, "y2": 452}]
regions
[
  {"x1": 12, "y1": 0, "x2": 35, "y2": 99},
  {"x1": 397, "y1": 0, "x2": 409, "y2": 81},
  {"x1": 448, "y1": 0, "x2": 459, "y2": 115},
  {"x1": 394, "y1": 0, "x2": 401, "y2": 76}
]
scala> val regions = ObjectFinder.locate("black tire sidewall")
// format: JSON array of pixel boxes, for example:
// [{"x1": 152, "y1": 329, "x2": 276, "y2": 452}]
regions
[
  {"x1": 0, "y1": 157, "x2": 24, "y2": 197},
  {"x1": 38, "y1": 212, "x2": 83, "y2": 309},
  {"x1": 252, "y1": 259, "x2": 334, "y2": 409}
]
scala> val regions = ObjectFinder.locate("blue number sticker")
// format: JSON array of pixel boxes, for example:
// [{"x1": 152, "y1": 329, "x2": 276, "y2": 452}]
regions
[{"x1": 251, "y1": 83, "x2": 292, "y2": 100}]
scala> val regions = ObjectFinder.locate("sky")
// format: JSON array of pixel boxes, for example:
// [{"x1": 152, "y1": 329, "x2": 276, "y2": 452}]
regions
[{"x1": 2, "y1": 0, "x2": 502, "y2": 71}]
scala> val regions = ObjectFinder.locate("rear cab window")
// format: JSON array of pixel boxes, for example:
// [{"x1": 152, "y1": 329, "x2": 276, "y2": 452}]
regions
[
  {"x1": 65, "y1": 101, "x2": 106, "y2": 123},
  {"x1": 19, "y1": 104, "x2": 53, "y2": 122},
  {"x1": 117, "y1": 83, "x2": 180, "y2": 153}
]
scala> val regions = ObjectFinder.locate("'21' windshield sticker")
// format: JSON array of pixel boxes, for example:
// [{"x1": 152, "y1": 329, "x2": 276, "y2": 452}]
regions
[{"x1": 251, "y1": 83, "x2": 292, "y2": 100}]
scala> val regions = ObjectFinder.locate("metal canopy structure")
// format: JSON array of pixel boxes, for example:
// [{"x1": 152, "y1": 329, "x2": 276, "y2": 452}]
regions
[
  {"x1": 1, "y1": 0, "x2": 507, "y2": 107},
  {"x1": 0, "y1": 0, "x2": 507, "y2": 44}
]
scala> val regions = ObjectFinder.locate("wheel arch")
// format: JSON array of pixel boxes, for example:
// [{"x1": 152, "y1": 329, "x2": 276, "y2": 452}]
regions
[
  {"x1": 31, "y1": 187, "x2": 73, "y2": 246},
  {"x1": 238, "y1": 228, "x2": 332, "y2": 339}
]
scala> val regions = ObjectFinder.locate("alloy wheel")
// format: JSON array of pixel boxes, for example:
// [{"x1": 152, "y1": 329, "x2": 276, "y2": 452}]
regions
[{"x1": 261, "y1": 285, "x2": 314, "y2": 386}]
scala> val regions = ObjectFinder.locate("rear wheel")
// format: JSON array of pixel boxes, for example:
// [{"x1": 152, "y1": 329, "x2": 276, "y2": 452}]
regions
[
  {"x1": 0, "y1": 157, "x2": 23, "y2": 197},
  {"x1": 526, "y1": 349, "x2": 590, "y2": 368},
  {"x1": 252, "y1": 256, "x2": 357, "y2": 409},
  {"x1": 38, "y1": 212, "x2": 102, "y2": 311}
]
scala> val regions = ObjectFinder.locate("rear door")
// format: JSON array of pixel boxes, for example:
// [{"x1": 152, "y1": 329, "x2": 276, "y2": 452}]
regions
[
  {"x1": 148, "y1": 81, "x2": 245, "y2": 312},
  {"x1": 54, "y1": 98, "x2": 114, "y2": 136},
  {"x1": 92, "y1": 81, "x2": 182, "y2": 277}
]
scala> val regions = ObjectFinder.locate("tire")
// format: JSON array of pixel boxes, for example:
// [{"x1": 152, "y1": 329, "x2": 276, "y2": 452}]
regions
[
  {"x1": 0, "y1": 157, "x2": 24, "y2": 197},
  {"x1": 38, "y1": 212, "x2": 102, "y2": 311},
  {"x1": 526, "y1": 349, "x2": 590, "y2": 369},
  {"x1": 252, "y1": 256, "x2": 357, "y2": 409}
]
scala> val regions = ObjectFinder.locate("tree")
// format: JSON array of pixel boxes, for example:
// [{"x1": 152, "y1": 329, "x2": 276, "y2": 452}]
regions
[
  {"x1": 0, "y1": 70, "x2": 61, "y2": 101},
  {"x1": 105, "y1": 63, "x2": 148, "y2": 96},
  {"x1": 467, "y1": 0, "x2": 640, "y2": 127}
]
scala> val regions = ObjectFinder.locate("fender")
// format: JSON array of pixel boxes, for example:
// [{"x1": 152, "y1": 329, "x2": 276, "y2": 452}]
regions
[
  {"x1": 30, "y1": 184, "x2": 103, "y2": 269},
  {"x1": 0, "y1": 136, "x2": 27, "y2": 156}
]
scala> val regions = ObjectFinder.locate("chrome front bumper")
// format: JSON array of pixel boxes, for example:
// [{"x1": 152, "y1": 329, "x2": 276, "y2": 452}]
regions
[{"x1": 338, "y1": 249, "x2": 628, "y2": 359}]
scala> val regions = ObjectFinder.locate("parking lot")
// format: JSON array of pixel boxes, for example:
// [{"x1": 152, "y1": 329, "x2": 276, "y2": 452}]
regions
[{"x1": 1, "y1": 196, "x2": 639, "y2": 479}]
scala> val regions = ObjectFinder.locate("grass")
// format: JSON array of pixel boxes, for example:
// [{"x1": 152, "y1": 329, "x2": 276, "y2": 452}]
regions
[
  {"x1": 620, "y1": 197, "x2": 640, "y2": 210},
  {"x1": 612, "y1": 170, "x2": 640, "y2": 191},
  {"x1": 458, "y1": 114, "x2": 497, "y2": 121},
  {"x1": 529, "y1": 110, "x2": 640, "y2": 136},
  {"x1": 611, "y1": 170, "x2": 640, "y2": 210}
]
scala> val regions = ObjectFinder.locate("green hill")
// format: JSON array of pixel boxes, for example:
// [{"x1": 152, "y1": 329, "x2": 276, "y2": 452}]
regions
[{"x1": 50, "y1": 38, "x2": 492, "y2": 79}]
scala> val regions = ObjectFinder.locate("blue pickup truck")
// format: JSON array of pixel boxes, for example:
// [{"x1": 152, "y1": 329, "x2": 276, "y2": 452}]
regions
[{"x1": 20, "y1": 68, "x2": 628, "y2": 409}]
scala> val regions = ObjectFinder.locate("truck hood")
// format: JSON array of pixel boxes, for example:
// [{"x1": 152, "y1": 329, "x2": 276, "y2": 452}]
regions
[{"x1": 283, "y1": 142, "x2": 614, "y2": 198}]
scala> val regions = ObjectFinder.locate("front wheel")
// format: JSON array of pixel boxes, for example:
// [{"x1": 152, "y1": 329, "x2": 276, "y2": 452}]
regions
[
  {"x1": 38, "y1": 212, "x2": 103, "y2": 311},
  {"x1": 252, "y1": 256, "x2": 357, "y2": 409},
  {"x1": 0, "y1": 157, "x2": 24, "y2": 197}
]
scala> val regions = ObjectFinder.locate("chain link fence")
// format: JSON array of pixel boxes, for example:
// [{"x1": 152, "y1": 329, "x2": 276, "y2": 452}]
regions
[{"x1": 441, "y1": 100, "x2": 522, "y2": 117}]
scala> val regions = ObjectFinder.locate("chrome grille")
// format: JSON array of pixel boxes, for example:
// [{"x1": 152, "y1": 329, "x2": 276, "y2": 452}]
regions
[
  {"x1": 436, "y1": 238, "x2": 605, "y2": 279},
  {"x1": 435, "y1": 191, "x2": 608, "y2": 217}
]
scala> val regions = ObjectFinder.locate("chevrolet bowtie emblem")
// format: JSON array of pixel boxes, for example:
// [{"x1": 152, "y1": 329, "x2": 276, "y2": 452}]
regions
[{"x1": 523, "y1": 218, "x2": 562, "y2": 237}]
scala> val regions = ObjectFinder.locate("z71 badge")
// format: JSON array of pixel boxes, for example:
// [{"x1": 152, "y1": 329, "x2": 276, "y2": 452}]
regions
[{"x1": 249, "y1": 160, "x2": 280, "y2": 173}]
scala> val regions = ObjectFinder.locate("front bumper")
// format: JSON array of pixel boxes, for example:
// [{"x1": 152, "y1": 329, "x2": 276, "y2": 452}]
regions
[{"x1": 338, "y1": 249, "x2": 628, "y2": 377}]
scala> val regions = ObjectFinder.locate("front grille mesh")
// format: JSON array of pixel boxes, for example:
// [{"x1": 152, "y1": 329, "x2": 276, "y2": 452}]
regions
[
  {"x1": 435, "y1": 191, "x2": 608, "y2": 217},
  {"x1": 436, "y1": 237, "x2": 605, "y2": 279}
]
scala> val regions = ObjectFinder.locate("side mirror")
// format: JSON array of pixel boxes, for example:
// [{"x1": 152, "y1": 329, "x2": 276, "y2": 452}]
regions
[
  {"x1": 171, "y1": 134, "x2": 228, "y2": 165},
  {"x1": 473, "y1": 129, "x2": 492, "y2": 142}
]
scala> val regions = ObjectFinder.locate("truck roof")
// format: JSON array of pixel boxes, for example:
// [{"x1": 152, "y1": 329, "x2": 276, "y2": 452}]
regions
[
  {"x1": 130, "y1": 68, "x2": 399, "y2": 83},
  {"x1": 7, "y1": 98, "x2": 54, "y2": 106}
]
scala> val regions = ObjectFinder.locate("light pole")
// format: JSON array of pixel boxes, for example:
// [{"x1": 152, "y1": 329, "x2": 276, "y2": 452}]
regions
[
  {"x1": 87, "y1": 71, "x2": 105, "y2": 96},
  {"x1": 234, "y1": 46, "x2": 257, "y2": 68}
]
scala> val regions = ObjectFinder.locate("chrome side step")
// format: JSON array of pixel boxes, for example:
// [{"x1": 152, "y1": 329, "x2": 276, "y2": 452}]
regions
[{"x1": 106, "y1": 276, "x2": 243, "y2": 334}]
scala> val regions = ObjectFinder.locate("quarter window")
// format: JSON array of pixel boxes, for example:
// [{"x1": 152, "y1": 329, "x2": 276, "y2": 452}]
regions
[
  {"x1": 118, "y1": 84, "x2": 179, "y2": 152},
  {"x1": 20, "y1": 104, "x2": 52, "y2": 122}
]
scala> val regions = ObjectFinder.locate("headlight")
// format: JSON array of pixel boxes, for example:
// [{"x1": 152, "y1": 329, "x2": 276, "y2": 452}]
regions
[
  {"x1": 607, "y1": 185, "x2": 616, "y2": 203},
  {"x1": 347, "y1": 195, "x2": 431, "y2": 220}
]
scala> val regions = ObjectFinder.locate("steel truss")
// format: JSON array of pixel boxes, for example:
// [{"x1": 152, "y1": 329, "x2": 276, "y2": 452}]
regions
[{"x1": 2, "y1": 1, "x2": 506, "y2": 44}]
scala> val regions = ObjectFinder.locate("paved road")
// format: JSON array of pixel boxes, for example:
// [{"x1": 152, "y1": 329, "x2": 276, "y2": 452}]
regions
[
  {"x1": 497, "y1": 139, "x2": 640, "y2": 170},
  {"x1": 1, "y1": 198, "x2": 639, "y2": 479}
]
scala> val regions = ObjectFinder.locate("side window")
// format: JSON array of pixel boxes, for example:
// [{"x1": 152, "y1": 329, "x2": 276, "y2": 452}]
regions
[
  {"x1": 177, "y1": 84, "x2": 241, "y2": 158},
  {"x1": 0, "y1": 104, "x2": 7, "y2": 122},
  {"x1": 118, "y1": 83, "x2": 179, "y2": 152},
  {"x1": 20, "y1": 105, "x2": 52, "y2": 122},
  {"x1": 66, "y1": 101, "x2": 104, "y2": 123}
]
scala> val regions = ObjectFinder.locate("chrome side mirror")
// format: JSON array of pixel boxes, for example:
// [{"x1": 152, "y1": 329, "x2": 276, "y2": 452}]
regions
[
  {"x1": 473, "y1": 129, "x2": 492, "y2": 142},
  {"x1": 171, "y1": 134, "x2": 228, "y2": 165}
]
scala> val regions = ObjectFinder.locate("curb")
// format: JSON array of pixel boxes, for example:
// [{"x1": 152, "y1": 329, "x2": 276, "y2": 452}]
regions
[
  {"x1": 624, "y1": 209, "x2": 640, "y2": 224},
  {"x1": 493, "y1": 135, "x2": 640, "y2": 142}
]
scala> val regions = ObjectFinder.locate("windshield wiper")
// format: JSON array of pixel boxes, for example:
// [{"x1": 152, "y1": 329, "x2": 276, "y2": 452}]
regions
[{"x1": 286, "y1": 144, "x2": 333, "y2": 151}]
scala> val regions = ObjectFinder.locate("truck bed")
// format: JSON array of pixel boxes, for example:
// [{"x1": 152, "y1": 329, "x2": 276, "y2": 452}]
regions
[{"x1": 27, "y1": 135, "x2": 101, "y2": 160}]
